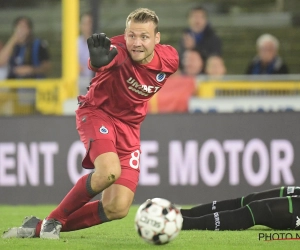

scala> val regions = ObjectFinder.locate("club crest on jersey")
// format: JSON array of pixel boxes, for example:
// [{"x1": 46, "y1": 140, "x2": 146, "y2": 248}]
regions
[
  {"x1": 99, "y1": 126, "x2": 109, "y2": 134},
  {"x1": 156, "y1": 72, "x2": 166, "y2": 82}
]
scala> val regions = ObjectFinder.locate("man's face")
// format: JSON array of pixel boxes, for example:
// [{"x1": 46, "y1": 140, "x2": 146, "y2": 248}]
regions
[
  {"x1": 183, "y1": 50, "x2": 203, "y2": 76},
  {"x1": 258, "y1": 41, "x2": 277, "y2": 64},
  {"x1": 125, "y1": 20, "x2": 160, "y2": 64},
  {"x1": 188, "y1": 10, "x2": 207, "y2": 33},
  {"x1": 206, "y1": 56, "x2": 226, "y2": 76}
]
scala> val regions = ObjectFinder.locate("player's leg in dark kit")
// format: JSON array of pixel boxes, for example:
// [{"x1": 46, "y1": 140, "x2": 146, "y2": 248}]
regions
[
  {"x1": 182, "y1": 196, "x2": 300, "y2": 231},
  {"x1": 180, "y1": 186, "x2": 300, "y2": 218}
]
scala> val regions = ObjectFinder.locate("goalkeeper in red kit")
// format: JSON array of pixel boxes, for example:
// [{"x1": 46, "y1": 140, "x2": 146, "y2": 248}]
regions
[{"x1": 3, "y1": 8, "x2": 178, "y2": 239}]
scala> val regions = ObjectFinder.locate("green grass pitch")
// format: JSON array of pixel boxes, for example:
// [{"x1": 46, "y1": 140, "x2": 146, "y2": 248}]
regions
[{"x1": 1, "y1": 205, "x2": 300, "y2": 250}]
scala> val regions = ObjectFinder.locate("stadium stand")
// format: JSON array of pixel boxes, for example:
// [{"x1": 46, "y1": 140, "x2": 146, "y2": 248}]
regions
[{"x1": 0, "y1": 0, "x2": 300, "y2": 115}]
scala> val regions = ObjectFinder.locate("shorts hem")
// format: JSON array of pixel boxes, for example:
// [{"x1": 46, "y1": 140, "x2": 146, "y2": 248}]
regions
[{"x1": 114, "y1": 178, "x2": 138, "y2": 193}]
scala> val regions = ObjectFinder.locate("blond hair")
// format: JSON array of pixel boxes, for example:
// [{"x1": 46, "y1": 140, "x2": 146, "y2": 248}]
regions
[{"x1": 126, "y1": 8, "x2": 159, "y2": 33}]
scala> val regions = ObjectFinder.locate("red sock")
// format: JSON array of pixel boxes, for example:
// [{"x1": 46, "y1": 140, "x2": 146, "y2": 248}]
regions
[
  {"x1": 35, "y1": 201, "x2": 109, "y2": 236},
  {"x1": 47, "y1": 173, "x2": 98, "y2": 224},
  {"x1": 62, "y1": 201, "x2": 108, "y2": 231},
  {"x1": 35, "y1": 220, "x2": 43, "y2": 237}
]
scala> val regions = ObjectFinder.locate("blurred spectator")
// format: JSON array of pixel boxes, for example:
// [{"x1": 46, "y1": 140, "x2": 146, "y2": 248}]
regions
[
  {"x1": 148, "y1": 49, "x2": 204, "y2": 113},
  {"x1": 0, "y1": 16, "x2": 51, "y2": 113},
  {"x1": 78, "y1": 12, "x2": 93, "y2": 78},
  {"x1": 0, "y1": 40, "x2": 8, "y2": 80},
  {"x1": 78, "y1": 12, "x2": 94, "y2": 95},
  {"x1": 205, "y1": 55, "x2": 226, "y2": 79},
  {"x1": 0, "y1": 16, "x2": 51, "y2": 78},
  {"x1": 246, "y1": 34, "x2": 289, "y2": 75},
  {"x1": 179, "y1": 6, "x2": 222, "y2": 68},
  {"x1": 0, "y1": 40, "x2": 11, "y2": 115},
  {"x1": 182, "y1": 49, "x2": 204, "y2": 76}
]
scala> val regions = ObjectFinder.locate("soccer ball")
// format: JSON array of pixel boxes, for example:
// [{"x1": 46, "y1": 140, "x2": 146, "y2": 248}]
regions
[{"x1": 134, "y1": 198, "x2": 183, "y2": 245}]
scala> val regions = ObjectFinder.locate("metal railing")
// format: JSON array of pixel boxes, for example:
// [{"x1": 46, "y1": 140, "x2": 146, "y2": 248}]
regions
[{"x1": 197, "y1": 75, "x2": 300, "y2": 98}]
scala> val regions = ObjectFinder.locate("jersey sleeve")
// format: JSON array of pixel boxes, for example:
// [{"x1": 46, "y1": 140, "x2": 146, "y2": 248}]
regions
[
  {"x1": 156, "y1": 44, "x2": 179, "y2": 74},
  {"x1": 165, "y1": 46, "x2": 179, "y2": 74}
]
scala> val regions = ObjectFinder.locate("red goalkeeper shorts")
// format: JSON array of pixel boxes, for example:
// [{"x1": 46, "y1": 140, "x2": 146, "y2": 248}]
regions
[{"x1": 75, "y1": 106, "x2": 140, "y2": 193}]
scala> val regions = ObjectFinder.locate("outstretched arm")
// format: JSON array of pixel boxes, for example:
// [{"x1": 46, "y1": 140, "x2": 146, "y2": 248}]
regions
[{"x1": 87, "y1": 33, "x2": 118, "y2": 70}]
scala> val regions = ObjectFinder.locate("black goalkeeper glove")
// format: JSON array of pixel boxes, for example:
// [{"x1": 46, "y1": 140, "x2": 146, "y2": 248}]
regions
[{"x1": 87, "y1": 33, "x2": 118, "y2": 68}]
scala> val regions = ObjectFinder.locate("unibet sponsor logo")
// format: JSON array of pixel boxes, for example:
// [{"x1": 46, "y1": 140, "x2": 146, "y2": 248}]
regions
[{"x1": 126, "y1": 77, "x2": 160, "y2": 96}]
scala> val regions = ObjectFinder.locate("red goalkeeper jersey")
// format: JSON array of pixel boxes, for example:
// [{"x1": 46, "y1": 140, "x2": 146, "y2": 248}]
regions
[{"x1": 78, "y1": 35, "x2": 179, "y2": 125}]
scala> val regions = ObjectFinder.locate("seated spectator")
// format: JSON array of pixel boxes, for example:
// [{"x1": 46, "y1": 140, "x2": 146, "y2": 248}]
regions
[
  {"x1": 179, "y1": 6, "x2": 222, "y2": 68},
  {"x1": 182, "y1": 49, "x2": 204, "y2": 76},
  {"x1": 246, "y1": 34, "x2": 289, "y2": 75},
  {"x1": 205, "y1": 55, "x2": 226, "y2": 79},
  {"x1": 148, "y1": 49, "x2": 203, "y2": 113},
  {"x1": 0, "y1": 16, "x2": 51, "y2": 78},
  {"x1": 0, "y1": 16, "x2": 51, "y2": 114}
]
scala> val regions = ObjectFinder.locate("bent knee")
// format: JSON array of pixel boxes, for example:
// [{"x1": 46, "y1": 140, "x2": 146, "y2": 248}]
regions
[
  {"x1": 104, "y1": 204, "x2": 130, "y2": 220},
  {"x1": 92, "y1": 170, "x2": 121, "y2": 190},
  {"x1": 93, "y1": 160, "x2": 121, "y2": 189}
]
